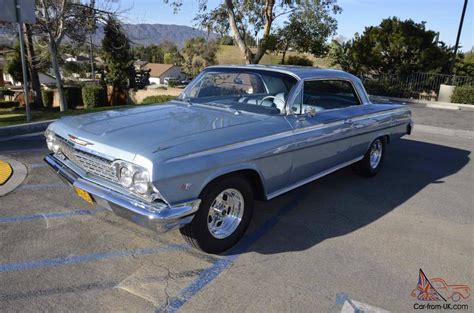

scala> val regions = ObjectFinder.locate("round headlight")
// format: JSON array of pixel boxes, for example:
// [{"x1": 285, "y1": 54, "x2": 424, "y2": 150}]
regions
[
  {"x1": 51, "y1": 142, "x2": 60, "y2": 153},
  {"x1": 133, "y1": 171, "x2": 149, "y2": 194},
  {"x1": 119, "y1": 166, "x2": 134, "y2": 188},
  {"x1": 45, "y1": 130, "x2": 59, "y2": 153},
  {"x1": 45, "y1": 130, "x2": 55, "y2": 142}
]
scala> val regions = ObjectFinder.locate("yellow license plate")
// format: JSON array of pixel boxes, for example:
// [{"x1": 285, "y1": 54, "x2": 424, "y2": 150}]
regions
[{"x1": 74, "y1": 187, "x2": 94, "y2": 205}]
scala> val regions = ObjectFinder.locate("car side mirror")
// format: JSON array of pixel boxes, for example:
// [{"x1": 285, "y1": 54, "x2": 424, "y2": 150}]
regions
[{"x1": 304, "y1": 106, "x2": 316, "y2": 117}]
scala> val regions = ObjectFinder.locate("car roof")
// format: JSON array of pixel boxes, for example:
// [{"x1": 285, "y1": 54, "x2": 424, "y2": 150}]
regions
[{"x1": 205, "y1": 64, "x2": 358, "y2": 81}]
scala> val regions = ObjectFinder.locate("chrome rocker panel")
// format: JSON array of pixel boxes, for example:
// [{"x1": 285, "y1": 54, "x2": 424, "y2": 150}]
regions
[{"x1": 44, "y1": 154, "x2": 201, "y2": 232}]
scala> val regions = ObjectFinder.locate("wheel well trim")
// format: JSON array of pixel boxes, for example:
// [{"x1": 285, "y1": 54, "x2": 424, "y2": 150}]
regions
[
  {"x1": 199, "y1": 164, "x2": 267, "y2": 200},
  {"x1": 364, "y1": 134, "x2": 390, "y2": 153}
]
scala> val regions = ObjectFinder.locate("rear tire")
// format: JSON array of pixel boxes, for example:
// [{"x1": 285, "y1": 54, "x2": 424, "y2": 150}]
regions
[
  {"x1": 180, "y1": 176, "x2": 254, "y2": 254},
  {"x1": 352, "y1": 137, "x2": 386, "y2": 177}
]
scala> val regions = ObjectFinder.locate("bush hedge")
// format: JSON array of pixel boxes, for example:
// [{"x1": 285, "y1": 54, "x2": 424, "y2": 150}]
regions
[
  {"x1": 285, "y1": 55, "x2": 313, "y2": 66},
  {"x1": 363, "y1": 80, "x2": 412, "y2": 98},
  {"x1": 0, "y1": 100, "x2": 19, "y2": 108},
  {"x1": 141, "y1": 95, "x2": 176, "y2": 105},
  {"x1": 451, "y1": 85, "x2": 474, "y2": 104},
  {"x1": 82, "y1": 85, "x2": 106, "y2": 108},
  {"x1": 0, "y1": 88, "x2": 14, "y2": 97},
  {"x1": 63, "y1": 86, "x2": 83, "y2": 109},
  {"x1": 42, "y1": 89, "x2": 54, "y2": 108}
]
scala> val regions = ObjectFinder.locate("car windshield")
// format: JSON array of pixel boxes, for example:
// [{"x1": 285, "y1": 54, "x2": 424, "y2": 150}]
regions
[{"x1": 178, "y1": 68, "x2": 298, "y2": 115}]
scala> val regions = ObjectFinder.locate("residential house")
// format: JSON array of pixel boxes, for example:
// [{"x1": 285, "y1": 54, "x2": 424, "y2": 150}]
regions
[{"x1": 144, "y1": 63, "x2": 185, "y2": 85}]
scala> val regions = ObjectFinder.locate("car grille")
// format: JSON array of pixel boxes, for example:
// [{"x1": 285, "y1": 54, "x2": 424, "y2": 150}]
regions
[{"x1": 56, "y1": 136, "x2": 118, "y2": 183}]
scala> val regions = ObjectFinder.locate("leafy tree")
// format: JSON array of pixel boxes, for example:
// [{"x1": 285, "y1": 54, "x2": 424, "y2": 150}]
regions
[
  {"x1": 331, "y1": 17, "x2": 453, "y2": 76},
  {"x1": 219, "y1": 35, "x2": 234, "y2": 45},
  {"x1": 34, "y1": 0, "x2": 109, "y2": 111},
  {"x1": 275, "y1": 2, "x2": 340, "y2": 64},
  {"x1": 329, "y1": 39, "x2": 363, "y2": 73},
  {"x1": 455, "y1": 49, "x2": 474, "y2": 77},
  {"x1": 157, "y1": 41, "x2": 184, "y2": 65},
  {"x1": 167, "y1": 0, "x2": 340, "y2": 64},
  {"x1": 101, "y1": 16, "x2": 133, "y2": 104},
  {"x1": 133, "y1": 45, "x2": 165, "y2": 63},
  {"x1": 181, "y1": 37, "x2": 218, "y2": 77},
  {"x1": 285, "y1": 55, "x2": 313, "y2": 66},
  {"x1": 5, "y1": 42, "x2": 25, "y2": 83}
]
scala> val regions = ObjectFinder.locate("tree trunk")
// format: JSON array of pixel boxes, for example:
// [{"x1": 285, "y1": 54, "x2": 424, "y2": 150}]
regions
[
  {"x1": 48, "y1": 34, "x2": 68, "y2": 111},
  {"x1": 252, "y1": 0, "x2": 275, "y2": 64},
  {"x1": 225, "y1": 0, "x2": 254, "y2": 64},
  {"x1": 281, "y1": 49, "x2": 287, "y2": 65},
  {"x1": 23, "y1": 24, "x2": 43, "y2": 109}
]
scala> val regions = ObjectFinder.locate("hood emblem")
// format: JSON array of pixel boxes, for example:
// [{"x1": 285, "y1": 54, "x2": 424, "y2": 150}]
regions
[{"x1": 68, "y1": 134, "x2": 93, "y2": 146}]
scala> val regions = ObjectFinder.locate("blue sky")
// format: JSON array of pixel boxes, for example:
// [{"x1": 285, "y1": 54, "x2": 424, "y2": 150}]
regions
[{"x1": 120, "y1": 0, "x2": 473, "y2": 52}]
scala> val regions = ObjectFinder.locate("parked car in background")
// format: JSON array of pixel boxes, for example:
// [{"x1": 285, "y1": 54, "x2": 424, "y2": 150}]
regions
[{"x1": 44, "y1": 65, "x2": 413, "y2": 253}]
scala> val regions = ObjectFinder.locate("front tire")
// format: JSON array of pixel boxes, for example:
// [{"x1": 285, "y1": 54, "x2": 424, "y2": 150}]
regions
[
  {"x1": 353, "y1": 137, "x2": 386, "y2": 177},
  {"x1": 180, "y1": 176, "x2": 254, "y2": 253}
]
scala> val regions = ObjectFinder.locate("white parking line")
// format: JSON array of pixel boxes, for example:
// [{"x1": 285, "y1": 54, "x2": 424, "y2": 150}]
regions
[
  {"x1": 341, "y1": 299, "x2": 390, "y2": 313},
  {"x1": 336, "y1": 293, "x2": 390, "y2": 313}
]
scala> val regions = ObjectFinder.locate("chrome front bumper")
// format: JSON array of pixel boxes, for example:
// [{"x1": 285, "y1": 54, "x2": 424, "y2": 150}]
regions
[{"x1": 44, "y1": 154, "x2": 201, "y2": 232}]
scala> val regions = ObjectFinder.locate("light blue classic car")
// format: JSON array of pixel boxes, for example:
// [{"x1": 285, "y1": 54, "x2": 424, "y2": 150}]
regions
[{"x1": 44, "y1": 65, "x2": 412, "y2": 253}]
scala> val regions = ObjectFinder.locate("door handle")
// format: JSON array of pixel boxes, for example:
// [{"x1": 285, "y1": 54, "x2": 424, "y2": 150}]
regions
[{"x1": 344, "y1": 119, "x2": 353, "y2": 125}]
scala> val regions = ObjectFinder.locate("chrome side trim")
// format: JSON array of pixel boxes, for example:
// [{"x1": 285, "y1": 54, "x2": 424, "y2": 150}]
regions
[
  {"x1": 266, "y1": 156, "x2": 364, "y2": 200},
  {"x1": 350, "y1": 108, "x2": 408, "y2": 122},
  {"x1": 167, "y1": 108, "x2": 406, "y2": 162},
  {"x1": 205, "y1": 65, "x2": 302, "y2": 81}
]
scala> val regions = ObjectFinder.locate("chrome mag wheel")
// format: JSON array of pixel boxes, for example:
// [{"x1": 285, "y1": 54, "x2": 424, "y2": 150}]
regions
[
  {"x1": 369, "y1": 139, "x2": 383, "y2": 169},
  {"x1": 207, "y1": 188, "x2": 245, "y2": 239}
]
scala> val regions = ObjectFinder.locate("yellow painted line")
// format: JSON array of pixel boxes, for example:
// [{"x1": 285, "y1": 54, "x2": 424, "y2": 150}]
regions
[{"x1": 0, "y1": 160, "x2": 13, "y2": 185}]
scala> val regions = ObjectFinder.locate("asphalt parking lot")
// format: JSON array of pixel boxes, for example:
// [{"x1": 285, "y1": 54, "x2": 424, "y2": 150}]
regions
[{"x1": 0, "y1": 105, "x2": 472, "y2": 312}]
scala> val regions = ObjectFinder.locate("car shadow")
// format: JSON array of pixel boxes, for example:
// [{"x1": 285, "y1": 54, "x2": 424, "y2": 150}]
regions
[{"x1": 238, "y1": 138, "x2": 470, "y2": 255}]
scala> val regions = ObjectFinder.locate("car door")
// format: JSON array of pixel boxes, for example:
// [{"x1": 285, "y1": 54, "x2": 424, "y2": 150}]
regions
[{"x1": 285, "y1": 79, "x2": 363, "y2": 185}]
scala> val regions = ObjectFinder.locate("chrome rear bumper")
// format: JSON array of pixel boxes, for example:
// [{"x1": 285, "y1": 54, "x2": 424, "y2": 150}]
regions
[{"x1": 44, "y1": 154, "x2": 200, "y2": 232}]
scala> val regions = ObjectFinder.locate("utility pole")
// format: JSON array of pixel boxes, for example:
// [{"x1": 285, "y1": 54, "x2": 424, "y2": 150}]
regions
[
  {"x1": 14, "y1": 0, "x2": 31, "y2": 122},
  {"x1": 450, "y1": 0, "x2": 469, "y2": 75},
  {"x1": 89, "y1": 33, "x2": 95, "y2": 82}
]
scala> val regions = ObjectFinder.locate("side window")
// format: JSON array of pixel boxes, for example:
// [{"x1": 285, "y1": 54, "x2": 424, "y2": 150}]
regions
[
  {"x1": 290, "y1": 89, "x2": 303, "y2": 114},
  {"x1": 302, "y1": 80, "x2": 360, "y2": 112}
]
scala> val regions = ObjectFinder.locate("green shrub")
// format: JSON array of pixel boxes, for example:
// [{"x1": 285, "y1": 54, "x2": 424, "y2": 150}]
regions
[
  {"x1": 0, "y1": 88, "x2": 14, "y2": 97},
  {"x1": 141, "y1": 95, "x2": 176, "y2": 105},
  {"x1": 285, "y1": 55, "x2": 313, "y2": 66},
  {"x1": 82, "y1": 85, "x2": 106, "y2": 108},
  {"x1": 42, "y1": 89, "x2": 54, "y2": 108},
  {"x1": 63, "y1": 86, "x2": 83, "y2": 109},
  {"x1": 363, "y1": 80, "x2": 412, "y2": 98},
  {"x1": 0, "y1": 100, "x2": 20, "y2": 108},
  {"x1": 451, "y1": 85, "x2": 474, "y2": 104},
  {"x1": 167, "y1": 80, "x2": 178, "y2": 87}
]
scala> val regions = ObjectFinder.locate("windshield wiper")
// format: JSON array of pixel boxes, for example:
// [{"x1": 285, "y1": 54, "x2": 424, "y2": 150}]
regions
[
  {"x1": 201, "y1": 102, "x2": 241, "y2": 115},
  {"x1": 178, "y1": 97, "x2": 193, "y2": 106}
]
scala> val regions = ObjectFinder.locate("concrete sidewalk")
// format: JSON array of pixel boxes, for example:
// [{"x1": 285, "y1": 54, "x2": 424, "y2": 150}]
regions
[{"x1": 0, "y1": 120, "x2": 54, "y2": 138}]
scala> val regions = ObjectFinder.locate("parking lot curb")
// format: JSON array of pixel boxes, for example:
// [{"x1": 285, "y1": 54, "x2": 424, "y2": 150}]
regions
[
  {"x1": 0, "y1": 120, "x2": 55, "y2": 138},
  {"x1": 372, "y1": 95, "x2": 474, "y2": 111},
  {"x1": 0, "y1": 155, "x2": 27, "y2": 197},
  {"x1": 414, "y1": 124, "x2": 474, "y2": 139}
]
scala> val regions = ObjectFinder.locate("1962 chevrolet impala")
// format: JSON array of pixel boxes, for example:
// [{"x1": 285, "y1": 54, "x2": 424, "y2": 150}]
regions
[{"x1": 44, "y1": 65, "x2": 412, "y2": 253}]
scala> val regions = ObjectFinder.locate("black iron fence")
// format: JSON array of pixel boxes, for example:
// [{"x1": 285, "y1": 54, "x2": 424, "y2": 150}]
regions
[{"x1": 360, "y1": 72, "x2": 474, "y2": 101}]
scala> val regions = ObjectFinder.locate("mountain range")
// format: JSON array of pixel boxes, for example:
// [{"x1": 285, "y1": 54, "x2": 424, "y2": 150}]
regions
[
  {"x1": 0, "y1": 23, "x2": 216, "y2": 47},
  {"x1": 93, "y1": 23, "x2": 215, "y2": 47}
]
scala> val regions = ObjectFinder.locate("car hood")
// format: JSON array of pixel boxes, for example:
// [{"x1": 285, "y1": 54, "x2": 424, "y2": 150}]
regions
[{"x1": 49, "y1": 101, "x2": 270, "y2": 161}]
